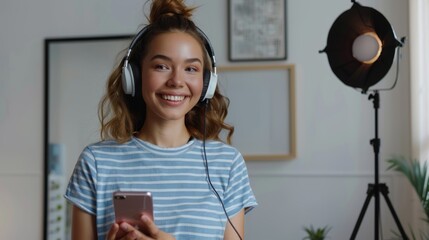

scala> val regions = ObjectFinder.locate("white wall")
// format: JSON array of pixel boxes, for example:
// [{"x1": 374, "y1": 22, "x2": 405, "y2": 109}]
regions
[{"x1": 0, "y1": 0, "x2": 412, "y2": 239}]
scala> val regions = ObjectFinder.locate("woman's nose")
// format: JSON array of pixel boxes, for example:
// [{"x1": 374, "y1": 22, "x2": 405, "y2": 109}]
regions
[{"x1": 167, "y1": 69, "x2": 184, "y2": 87}]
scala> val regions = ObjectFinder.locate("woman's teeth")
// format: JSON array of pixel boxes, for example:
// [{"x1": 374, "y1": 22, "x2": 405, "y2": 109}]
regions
[{"x1": 162, "y1": 95, "x2": 185, "y2": 101}]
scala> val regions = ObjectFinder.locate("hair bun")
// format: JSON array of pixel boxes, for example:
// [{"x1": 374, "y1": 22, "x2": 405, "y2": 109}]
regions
[{"x1": 149, "y1": 0, "x2": 195, "y2": 23}]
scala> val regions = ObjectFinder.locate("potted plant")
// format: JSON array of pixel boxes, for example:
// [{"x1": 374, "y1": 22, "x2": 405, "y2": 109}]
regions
[
  {"x1": 303, "y1": 225, "x2": 331, "y2": 240},
  {"x1": 387, "y1": 156, "x2": 429, "y2": 239}
]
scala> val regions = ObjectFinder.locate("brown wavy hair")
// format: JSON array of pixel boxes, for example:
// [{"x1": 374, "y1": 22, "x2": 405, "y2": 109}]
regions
[{"x1": 98, "y1": 0, "x2": 234, "y2": 144}]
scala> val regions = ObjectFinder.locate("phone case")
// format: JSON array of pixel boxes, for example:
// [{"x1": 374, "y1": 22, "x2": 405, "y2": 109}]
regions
[{"x1": 113, "y1": 191, "x2": 154, "y2": 231}]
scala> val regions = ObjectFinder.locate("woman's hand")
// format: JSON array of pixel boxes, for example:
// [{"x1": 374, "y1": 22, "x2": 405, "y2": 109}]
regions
[{"x1": 106, "y1": 215, "x2": 176, "y2": 240}]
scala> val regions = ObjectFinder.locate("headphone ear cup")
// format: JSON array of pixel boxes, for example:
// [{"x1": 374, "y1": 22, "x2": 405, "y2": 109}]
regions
[
  {"x1": 122, "y1": 63, "x2": 135, "y2": 96},
  {"x1": 200, "y1": 69, "x2": 211, "y2": 102},
  {"x1": 200, "y1": 70, "x2": 217, "y2": 102},
  {"x1": 121, "y1": 62, "x2": 141, "y2": 97},
  {"x1": 130, "y1": 62, "x2": 141, "y2": 97}
]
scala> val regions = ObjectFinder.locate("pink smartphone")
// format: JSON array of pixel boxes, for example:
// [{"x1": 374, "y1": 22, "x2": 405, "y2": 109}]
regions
[{"x1": 113, "y1": 191, "x2": 154, "y2": 232}]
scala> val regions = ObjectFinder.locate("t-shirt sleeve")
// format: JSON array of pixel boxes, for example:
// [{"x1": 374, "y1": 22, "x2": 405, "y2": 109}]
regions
[
  {"x1": 223, "y1": 151, "x2": 258, "y2": 217},
  {"x1": 64, "y1": 147, "x2": 98, "y2": 215}
]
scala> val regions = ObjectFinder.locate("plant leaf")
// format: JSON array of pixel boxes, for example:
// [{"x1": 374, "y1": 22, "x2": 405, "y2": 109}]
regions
[{"x1": 387, "y1": 156, "x2": 429, "y2": 222}]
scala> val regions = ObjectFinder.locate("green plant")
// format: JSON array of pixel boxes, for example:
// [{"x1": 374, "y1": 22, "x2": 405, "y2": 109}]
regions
[
  {"x1": 387, "y1": 156, "x2": 429, "y2": 239},
  {"x1": 387, "y1": 156, "x2": 429, "y2": 221},
  {"x1": 302, "y1": 225, "x2": 331, "y2": 240}
]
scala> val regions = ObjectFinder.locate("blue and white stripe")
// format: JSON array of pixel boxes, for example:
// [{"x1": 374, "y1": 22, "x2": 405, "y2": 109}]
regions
[{"x1": 65, "y1": 137, "x2": 257, "y2": 240}]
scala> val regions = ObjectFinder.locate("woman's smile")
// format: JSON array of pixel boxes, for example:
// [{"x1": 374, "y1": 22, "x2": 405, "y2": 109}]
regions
[{"x1": 160, "y1": 94, "x2": 186, "y2": 102}]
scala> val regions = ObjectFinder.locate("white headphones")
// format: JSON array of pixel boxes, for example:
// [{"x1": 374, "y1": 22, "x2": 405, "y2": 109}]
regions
[{"x1": 121, "y1": 25, "x2": 218, "y2": 102}]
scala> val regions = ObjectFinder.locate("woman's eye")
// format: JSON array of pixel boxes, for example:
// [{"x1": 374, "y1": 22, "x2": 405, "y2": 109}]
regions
[
  {"x1": 155, "y1": 64, "x2": 168, "y2": 70},
  {"x1": 186, "y1": 66, "x2": 198, "y2": 72}
]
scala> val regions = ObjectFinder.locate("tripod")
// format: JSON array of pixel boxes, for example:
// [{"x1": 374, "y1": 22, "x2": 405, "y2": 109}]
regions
[{"x1": 350, "y1": 91, "x2": 409, "y2": 240}]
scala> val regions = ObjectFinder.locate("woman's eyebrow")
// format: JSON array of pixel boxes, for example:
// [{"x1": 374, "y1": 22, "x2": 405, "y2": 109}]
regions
[
  {"x1": 185, "y1": 58, "x2": 203, "y2": 64},
  {"x1": 150, "y1": 54, "x2": 202, "y2": 64},
  {"x1": 150, "y1": 54, "x2": 171, "y2": 62}
]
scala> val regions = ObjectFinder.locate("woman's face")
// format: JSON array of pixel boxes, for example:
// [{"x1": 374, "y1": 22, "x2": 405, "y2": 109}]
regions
[{"x1": 140, "y1": 31, "x2": 205, "y2": 123}]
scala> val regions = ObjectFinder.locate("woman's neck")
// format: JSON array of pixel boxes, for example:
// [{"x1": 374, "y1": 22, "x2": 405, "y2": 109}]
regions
[{"x1": 136, "y1": 119, "x2": 191, "y2": 148}]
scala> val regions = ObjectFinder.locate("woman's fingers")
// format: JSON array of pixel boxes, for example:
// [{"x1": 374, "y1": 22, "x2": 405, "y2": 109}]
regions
[
  {"x1": 139, "y1": 215, "x2": 175, "y2": 240},
  {"x1": 140, "y1": 215, "x2": 160, "y2": 238},
  {"x1": 106, "y1": 223, "x2": 119, "y2": 240},
  {"x1": 115, "y1": 217, "x2": 175, "y2": 240},
  {"x1": 119, "y1": 222, "x2": 148, "y2": 240}
]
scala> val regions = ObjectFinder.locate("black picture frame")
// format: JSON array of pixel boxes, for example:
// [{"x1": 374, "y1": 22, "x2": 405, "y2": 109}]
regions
[{"x1": 228, "y1": 0, "x2": 287, "y2": 61}]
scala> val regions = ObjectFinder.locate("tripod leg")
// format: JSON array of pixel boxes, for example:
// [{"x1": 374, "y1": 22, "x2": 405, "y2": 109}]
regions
[
  {"x1": 379, "y1": 184, "x2": 409, "y2": 240},
  {"x1": 350, "y1": 184, "x2": 374, "y2": 240}
]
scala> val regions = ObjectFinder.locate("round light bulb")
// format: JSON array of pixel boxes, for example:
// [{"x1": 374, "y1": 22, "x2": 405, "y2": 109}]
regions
[{"x1": 352, "y1": 32, "x2": 382, "y2": 64}]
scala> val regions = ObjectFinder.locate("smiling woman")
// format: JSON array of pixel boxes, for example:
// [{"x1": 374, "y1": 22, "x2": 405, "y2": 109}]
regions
[{"x1": 46, "y1": 0, "x2": 257, "y2": 240}]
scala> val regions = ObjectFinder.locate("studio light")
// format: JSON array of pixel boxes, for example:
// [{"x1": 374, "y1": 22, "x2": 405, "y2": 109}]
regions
[
  {"x1": 320, "y1": 1, "x2": 407, "y2": 240},
  {"x1": 320, "y1": 0, "x2": 403, "y2": 93}
]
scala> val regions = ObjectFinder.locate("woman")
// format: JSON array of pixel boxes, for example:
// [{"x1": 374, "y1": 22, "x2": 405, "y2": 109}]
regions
[{"x1": 65, "y1": 0, "x2": 257, "y2": 239}]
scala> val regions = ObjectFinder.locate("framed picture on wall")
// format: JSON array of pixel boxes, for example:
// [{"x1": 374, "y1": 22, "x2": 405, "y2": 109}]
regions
[
  {"x1": 228, "y1": 0, "x2": 287, "y2": 61},
  {"x1": 218, "y1": 64, "x2": 296, "y2": 160}
]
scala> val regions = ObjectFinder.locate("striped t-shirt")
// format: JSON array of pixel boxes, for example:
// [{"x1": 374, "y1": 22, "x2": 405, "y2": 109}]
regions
[{"x1": 64, "y1": 137, "x2": 257, "y2": 240}]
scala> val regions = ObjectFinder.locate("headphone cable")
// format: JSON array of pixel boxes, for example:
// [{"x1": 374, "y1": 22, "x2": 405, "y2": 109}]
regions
[{"x1": 202, "y1": 100, "x2": 243, "y2": 240}]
